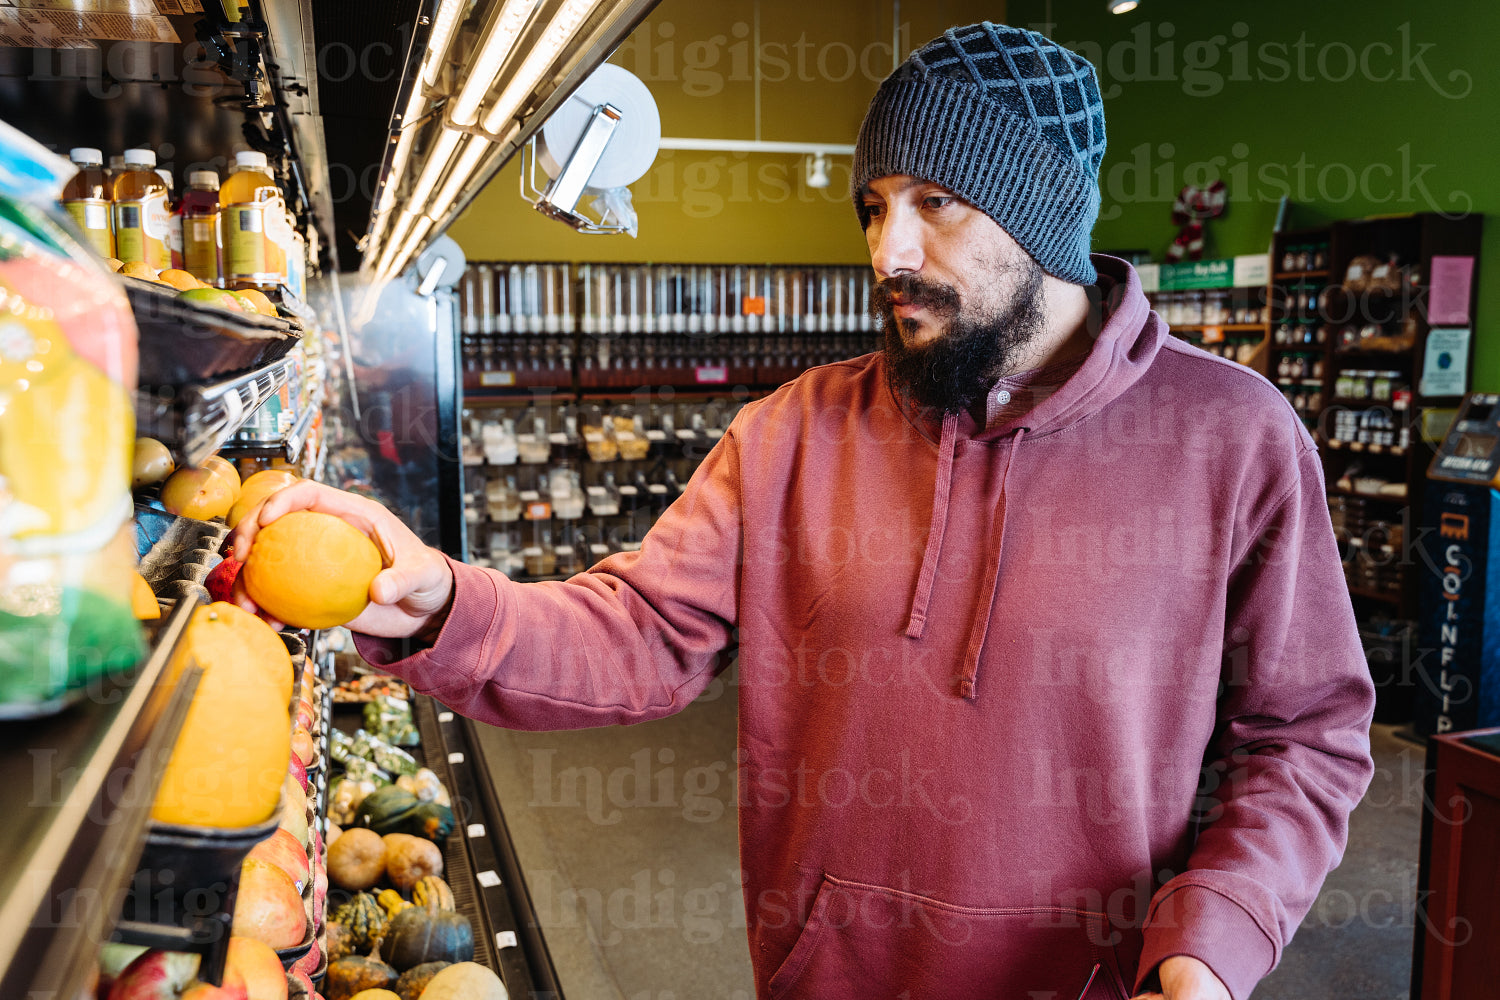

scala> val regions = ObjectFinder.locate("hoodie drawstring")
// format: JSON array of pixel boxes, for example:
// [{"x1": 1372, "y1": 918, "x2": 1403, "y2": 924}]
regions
[
  {"x1": 956, "y1": 426, "x2": 1026, "y2": 700},
  {"x1": 904, "y1": 413, "x2": 959, "y2": 639}
]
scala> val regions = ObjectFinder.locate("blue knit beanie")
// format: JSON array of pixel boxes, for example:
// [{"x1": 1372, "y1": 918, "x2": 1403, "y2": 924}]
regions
[{"x1": 852, "y1": 23, "x2": 1107, "y2": 285}]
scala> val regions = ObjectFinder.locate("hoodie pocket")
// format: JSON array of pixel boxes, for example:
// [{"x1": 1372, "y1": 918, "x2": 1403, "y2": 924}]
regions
[{"x1": 767, "y1": 874, "x2": 1131, "y2": 1000}]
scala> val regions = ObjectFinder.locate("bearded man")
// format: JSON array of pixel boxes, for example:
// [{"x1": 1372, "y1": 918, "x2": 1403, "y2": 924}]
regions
[{"x1": 235, "y1": 22, "x2": 1374, "y2": 1000}]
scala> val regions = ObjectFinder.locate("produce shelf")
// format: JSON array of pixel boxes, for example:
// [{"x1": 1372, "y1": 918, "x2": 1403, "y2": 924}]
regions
[
  {"x1": 0, "y1": 596, "x2": 203, "y2": 1000},
  {"x1": 223, "y1": 400, "x2": 318, "y2": 461},
  {"x1": 135, "y1": 357, "x2": 297, "y2": 468}
]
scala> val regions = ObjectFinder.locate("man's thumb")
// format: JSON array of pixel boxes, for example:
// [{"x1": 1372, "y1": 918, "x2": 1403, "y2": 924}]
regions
[{"x1": 370, "y1": 567, "x2": 408, "y2": 605}]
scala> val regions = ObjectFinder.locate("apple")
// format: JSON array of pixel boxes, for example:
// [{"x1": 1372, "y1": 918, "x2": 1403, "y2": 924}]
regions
[
  {"x1": 225, "y1": 936, "x2": 287, "y2": 1000},
  {"x1": 204, "y1": 556, "x2": 241, "y2": 604},
  {"x1": 290, "y1": 726, "x2": 314, "y2": 768},
  {"x1": 287, "y1": 754, "x2": 308, "y2": 794},
  {"x1": 294, "y1": 699, "x2": 315, "y2": 733},
  {"x1": 231, "y1": 858, "x2": 306, "y2": 950},
  {"x1": 279, "y1": 777, "x2": 310, "y2": 848},
  {"x1": 290, "y1": 935, "x2": 320, "y2": 977},
  {"x1": 98, "y1": 942, "x2": 150, "y2": 994},
  {"x1": 180, "y1": 965, "x2": 248, "y2": 1000},
  {"x1": 246, "y1": 828, "x2": 310, "y2": 893},
  {"x1": 107, "y1": 950, "x2": 199, "y2": 1000}
]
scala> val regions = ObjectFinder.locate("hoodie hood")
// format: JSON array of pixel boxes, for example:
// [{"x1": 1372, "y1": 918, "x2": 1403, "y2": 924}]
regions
[{"x1": 898, "y1": 254, "x2": 1164, "y2": 698}]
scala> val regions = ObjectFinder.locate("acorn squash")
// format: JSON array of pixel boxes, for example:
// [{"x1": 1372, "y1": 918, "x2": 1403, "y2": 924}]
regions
[
  {"x1": 417, "y1": 962, "x2": 506, "y2": 1000},
  {"x1": 356, "y1": 785, "x2": 420, "y2": 835},
  {"x1": 380, "y1": 906, "x2": 474, "y2": 971},
  {"x1": 393, "y1": 961, "x2": 450, "y2": 1000},
  {"x1": 405, "y1": 802, "x2": 455, "y2": 841},
  {"x1": 323, "y1": 955, "x2": 397, "y2": 1000},
  {"x1": 331, "y1": 893, "x2": 387, "y2": 955}
]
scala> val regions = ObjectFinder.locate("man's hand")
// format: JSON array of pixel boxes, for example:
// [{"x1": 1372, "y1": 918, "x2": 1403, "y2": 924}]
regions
[
  {"x1": 230, "y1": 480, "x2": 455, "y2": 639},
  {"x1": 1132, "y1": 956, "x2": 1232, "y2": 1000}
]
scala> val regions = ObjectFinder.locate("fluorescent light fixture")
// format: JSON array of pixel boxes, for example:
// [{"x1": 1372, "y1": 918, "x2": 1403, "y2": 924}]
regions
[
  {"x1": 421, "y1": 0, "x2": 465, "y2": 86},
  {"x1": 448, "y1": 0, "x2": 539, "y2": 126},
  {"x1": 1108, "y1": 0, "x2": 1139, "y2": 12},
  {"x1": 426, "y1": 134, "x2": 492, "y2": 224},
  {"x1": 391, "y1": 215, "x2": 435, "y2": 278},
  {"x1": 480, "y1": 0, "x2": 607, "y2": 134},
  {"x1": 407, "y1": 127, "x2": 464, "y2": 208},
  {"x1": 380, "y1": 208, "x2": 418, "y2": 271}
]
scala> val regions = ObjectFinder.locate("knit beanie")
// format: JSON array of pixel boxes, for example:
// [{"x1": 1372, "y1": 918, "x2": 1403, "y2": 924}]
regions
[{"x1": 852, "y1": 23, "x2": 1107, "y2": 285}]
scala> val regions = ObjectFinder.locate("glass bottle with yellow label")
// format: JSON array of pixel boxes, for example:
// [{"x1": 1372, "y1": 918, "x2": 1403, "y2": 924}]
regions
[
  {"x1": 221, "y1": 150, "x2": 285, "y2": 290},
  {"x1": 60, "y1": 147, "x2": 113, "y2": 259},
  {"x1": 111, "y1": 148, "x2": 170, "y2": 269}
]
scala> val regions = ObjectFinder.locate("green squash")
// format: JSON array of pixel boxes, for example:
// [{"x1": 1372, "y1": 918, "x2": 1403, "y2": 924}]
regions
[
  {"x1": 405, "y1": 802, "x2": 455, "y2": 841},
  {"x1": 393, "y1": 961, "x2": 450, "y2": 1000},
  {"x1": 323, "y1": 955, "x2": 398, "y2": 1000},
  {"x1": 356, "y1": 785, "x2": 421, "y2": 836},
  {"x1": 380, "y1": 906, "x2": 475, "y2": 971},
  {"x1": 332, "y1": 892, "x2": 388, "y2": 954}
]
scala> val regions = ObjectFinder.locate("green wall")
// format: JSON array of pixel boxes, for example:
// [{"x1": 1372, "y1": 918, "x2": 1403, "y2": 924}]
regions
[
  {"x1": 447, "y1": 0, "x2": 1004, "y2": 265},
  {"x1": 1008, "y1": 0, "x2": 1497, "y2": 388}
]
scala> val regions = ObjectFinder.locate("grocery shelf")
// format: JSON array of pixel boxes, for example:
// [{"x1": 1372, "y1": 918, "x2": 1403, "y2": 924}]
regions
[
  {"x1": 224, "y1": 400, "x2": 318, "y2": 461},
  {"x1": 0, "y1": 595, "x2": 203, "y2": 1000},
  {"x1": 136, "y1": 357, "x2": 297, "y2": 468}
]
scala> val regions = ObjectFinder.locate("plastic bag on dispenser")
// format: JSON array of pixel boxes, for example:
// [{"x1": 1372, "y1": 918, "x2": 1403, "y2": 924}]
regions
[{"x1": 591, "y1": 186, "x2": 638, "y2": 238}]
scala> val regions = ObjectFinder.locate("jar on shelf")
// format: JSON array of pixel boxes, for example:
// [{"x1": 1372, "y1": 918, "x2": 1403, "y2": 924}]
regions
[
  {"x1": 612, "y1": 404, "x2": 651, "y2": 461},
  {"x1": 487, "y1": 475, "x2": 522, "y2": 522},
  {"x1": 581, "y1": 402, "x2": 618, "y2": 463},
  {"x1": 516, "y1": 406, "x2": 552, "y2": 464}
]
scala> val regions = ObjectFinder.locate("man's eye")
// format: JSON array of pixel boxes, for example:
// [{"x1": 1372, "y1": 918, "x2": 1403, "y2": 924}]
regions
[
  {"x1": 923, "y1": 195, "x2": 952, "y2": 210},
  {"x1": 864, "y1": 203, "x2": 885, "y2": 218}
]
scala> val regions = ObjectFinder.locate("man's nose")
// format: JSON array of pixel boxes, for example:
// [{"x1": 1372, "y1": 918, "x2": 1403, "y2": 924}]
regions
[{"x1": 869, "y1": 212, "x2": 924, "y2": 279}]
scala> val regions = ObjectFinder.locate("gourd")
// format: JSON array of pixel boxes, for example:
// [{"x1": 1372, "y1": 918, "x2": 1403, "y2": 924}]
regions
[
  {"x1": 356, "y1": 785, "x2": 421, "y2": 835},
  {"x1": 405, "y1": 802, "x2": 455, "y2": 841},
  {"x1": 323, "y1": 955, "x2": 397, "y2": 1000},
  {"x1": 417, "y1": 962, "x2": 507, "y2": 1000},
  {"x1": 377, "y1": 888, "x2": 410, "y2": 920},
  {"x1": 411, "y1": 876, "x2": 455, "y2": 912},
  {"x1": 382, "y1": 833, "x2": 443, "y2": 892},
  {"x1": 325, "y1": 919, "x2": 356, "y2": 962},
  {"x1": 379, "y1": 906, "x2": 475, "y2": 971},
  {"x1": 331, "y1": 893, "x2": 387, "y2": 955},
  {"x1": 327, "y1": 827, "x2": 386, "y2": 891},
  {"x1": 393, "y1": 961, "x2": 450, "y2": 1000}
]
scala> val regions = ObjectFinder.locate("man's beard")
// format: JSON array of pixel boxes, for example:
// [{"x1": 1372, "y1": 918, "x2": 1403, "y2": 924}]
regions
[{"x1": 873, "y1": 261, "x2": 1047, "y2": 416}]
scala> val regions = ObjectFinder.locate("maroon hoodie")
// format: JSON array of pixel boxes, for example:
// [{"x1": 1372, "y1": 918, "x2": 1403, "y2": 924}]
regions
[{"x1": 359, "y1": 256, "x2": 1375, "y2": 1000}]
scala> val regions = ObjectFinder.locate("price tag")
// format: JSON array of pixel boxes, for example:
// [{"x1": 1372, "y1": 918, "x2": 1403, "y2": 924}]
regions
[
  {"x1": 742, "y1": 295, "x2": 766, "y2": 316},
  {"x1": 519, "y1": 490, "x2": 540, "y2": 501},
  {"x1": 448, "y1": 751, "x2": 464, "y2": 764},
  {"x1": 438, "y1": 711, "x2": 454, "y2": 723},
  {"x1": 525, "y1": 501, "x2": 552, "y2": 520},
  {"x1": 517, "y1": 433, "x2": 536, "y2": 444},
  {"x1": 584, "y1": 431, "x2": 604, "y2": 443},
  {"x1": 548, "y1": 432, "x2": 568, "y2": 444},
  {"x1": 1202, "y1": 325, "x2": 1224, "y2": 344},
  {"x1": 466, "y1": 823, "x2": 486, "y2": 838},
  {"x1": 695, "y1": 366, "x2": 728, "y2": 384},
  {"x1": 706, "y1": 428, "x2": 725, "y2": 440},
  {"x1": 586, "y1": 486, "x2": 607, "y2": 496},
  {"x1": 676, "y1": 429, "x2": 697, "y2": 440},
  {"x1": 648, "y1": 484, "x2": 668, "y2": 495},
  {"x1": 590, "y1": 544, "x2": 610, "y2": 556},
  {"x1": 480, "y1": 371, "x2": 516, "y2": 387},
  {"x1": 496, "y1": 931, "x2": 518, "y2": 950},
  {"x1": 616, "y1": 430, "x2": 637, "y2": 442},
  {"x1": 645, "y1": 430, "x2": 666, "y2": 441},
  {"x1": 618, "y1": 485, "x2": 638, "y2": 496},
  {"x1": 476, "y1": 870, "x2": 501, "y2": 888}
]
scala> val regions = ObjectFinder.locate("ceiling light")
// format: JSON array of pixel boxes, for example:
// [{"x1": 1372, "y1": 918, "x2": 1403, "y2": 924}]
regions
[
  {"x1": 1108, "y1": 0, "x2": 1139, "y2": 12},
  {"x1": 449, "y1": 0, "x2": 540, "y2": 127},
  {"x1": 420, "y1": 0, "x2": 465, "y2": 87},
  {"x1": 426, "y1": 134, "x2": 492, "y2": 224},
  {"x1": 805, "y1": 152, "x2": 830, "y2": 189},
  {"x1": 480, "y1": 0, "x2": 607, "y2": 134},
  {"x1": 407, "y1": 127, "x2": 464, "y2": 208}
]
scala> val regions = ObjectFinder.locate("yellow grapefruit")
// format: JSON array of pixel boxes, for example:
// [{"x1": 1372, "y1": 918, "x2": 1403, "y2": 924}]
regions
[
  {"x1": 132, "y1": 437, "x2": 175, "y2": 488},
  {"x1": 202, "y1": 454, "x2": 242, "y2": 493},
  {"x1": 235, "y1": 288, "x2": 277, "y2": 316},
  {"x1": 160, "y1": 466, "x2": 237, "y2": 520},
  {"x1": 227, "y1": 470, "x2": 298, "y2": 528},
  {"x1": 242, "y1": 511, "x2": 382, "y2": 629},
  {"x1": 157, "y1": 268, "x2": 202, "y2": 290}
]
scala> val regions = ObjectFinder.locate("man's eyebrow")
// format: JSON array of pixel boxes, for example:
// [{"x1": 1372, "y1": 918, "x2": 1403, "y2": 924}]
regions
[{"x1": 861, "y1": 177, "x2": 946, "y2": 201}]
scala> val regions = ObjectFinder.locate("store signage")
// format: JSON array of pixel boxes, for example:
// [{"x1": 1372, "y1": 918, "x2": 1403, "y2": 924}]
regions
[
  {"x1": 480, "y1": 371, "x2": 516, "y2": 387},
  {"x1": 1161, "y1": 258, "x2": 1232, "y2": 291},
  {"x1": 1232, "y1": 254, "x2": 1270, "y2": 287},
  {"x1": 695, "y1": 366, "x2": 728, "y2": 384}
]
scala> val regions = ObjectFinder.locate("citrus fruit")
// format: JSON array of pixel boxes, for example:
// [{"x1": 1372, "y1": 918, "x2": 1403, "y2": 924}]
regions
[
  {"x1": 235, "y1": 288, "x2": 277, "y2": 316},
  {"x1": 157, "y1": 268, "x2": 201, "y2": 290},
  {"x1": 179, "y1": 286, "x2": 244, "y2": 311},
  {"x1": 132, "y1": 437, "x2": 175, "y2": 488},
  {"x1": 131, "y1": 570, "x2": 160, "y2": 620},
  {"x1": 202, "y1": 454, "x2": 242, "y2": 493},
  {"x1": 170, "y1": 600, "x2": 296, "y2": 704},
  {"x1": 230, "y1": 291, "x2": 261, "y2": 314},
  {"x1": 160, "y1": 465, "x2": 237, "y2": 520},
  {"x1": 227, "y1": 469, "x2": 298, "y2": 528},
  {"x1": 242, "y1": 511, "x2": 382, "y2": 629},
  {"x1": 104, "y1": 258, "x2": 124, "y2": 272},
  {"x1": 119, "y1": 261, "x2": 157, "y2": 280}
]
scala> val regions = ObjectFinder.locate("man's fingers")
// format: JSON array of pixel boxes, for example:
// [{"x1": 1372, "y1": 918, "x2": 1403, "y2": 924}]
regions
[{"x1": 370, "y1": 566, "x2": 410, "y2": 606}]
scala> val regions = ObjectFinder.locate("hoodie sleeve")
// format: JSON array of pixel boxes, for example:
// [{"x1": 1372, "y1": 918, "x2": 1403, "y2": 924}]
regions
[
  {"x1": 354, "y1": 427, "x2": 743, "y2": 730},
  {"x1": 1135, "y1": 443, "x2": 1376, "y2": 1000}
]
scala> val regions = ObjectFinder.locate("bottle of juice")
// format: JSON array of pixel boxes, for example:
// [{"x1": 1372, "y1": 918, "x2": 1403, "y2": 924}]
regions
[
  {"x1": 112, "y1": 148, "x2": 170, "y2": 269},
  {"x1": 221, "y1": 150, "x2": 284, "y2": 290},
  {"x1": 177, "y1": 169, "x2": 221, "y2": 284},
  {"x1": 106, "y1": 154, "x2": 125, "y2": 185},
  {"x1": 60, "y1": 147, "x2": 113, "y2": 259}
]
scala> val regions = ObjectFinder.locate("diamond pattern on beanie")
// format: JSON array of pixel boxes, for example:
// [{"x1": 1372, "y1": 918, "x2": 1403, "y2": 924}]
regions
[{"x1": 852, "y1": 22, "x2": 1108, "y2": 285}]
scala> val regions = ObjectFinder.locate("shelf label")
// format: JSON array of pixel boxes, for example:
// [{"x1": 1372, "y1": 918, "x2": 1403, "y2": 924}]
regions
[
  {"x1": 548, "y1": 432, "x2": 568, "y2": 444},
  {"x1": 695, "y1": 366, "x2": 728, "y2": 384},
  {"x1": 675, "y1": 429, "x2": 697, "y2": 440},
  {"x1": 645, "y1": 430, "x2": 666, "y2": 441},
  {"x1": 480, "y1": 371, "x2": 516, "y2": 387},
  {"x1": 496, "y1": 931, "x2": 518, "y2": 950},
  {"x1": 438, "y1": 711, "x2": 454, "y2": 723},
  {"x1": 742, "y1": 296, "x2": 766, "y2": 316},
  {"x1": 466, "y1": 823, "x2": 486, "y2": 838},
  {"x1": 448, "y1": 751, "x2": 464, "y2": 764},
  {"x1": 476, "y1": 870, "x2": 501, "y2": 888}
]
